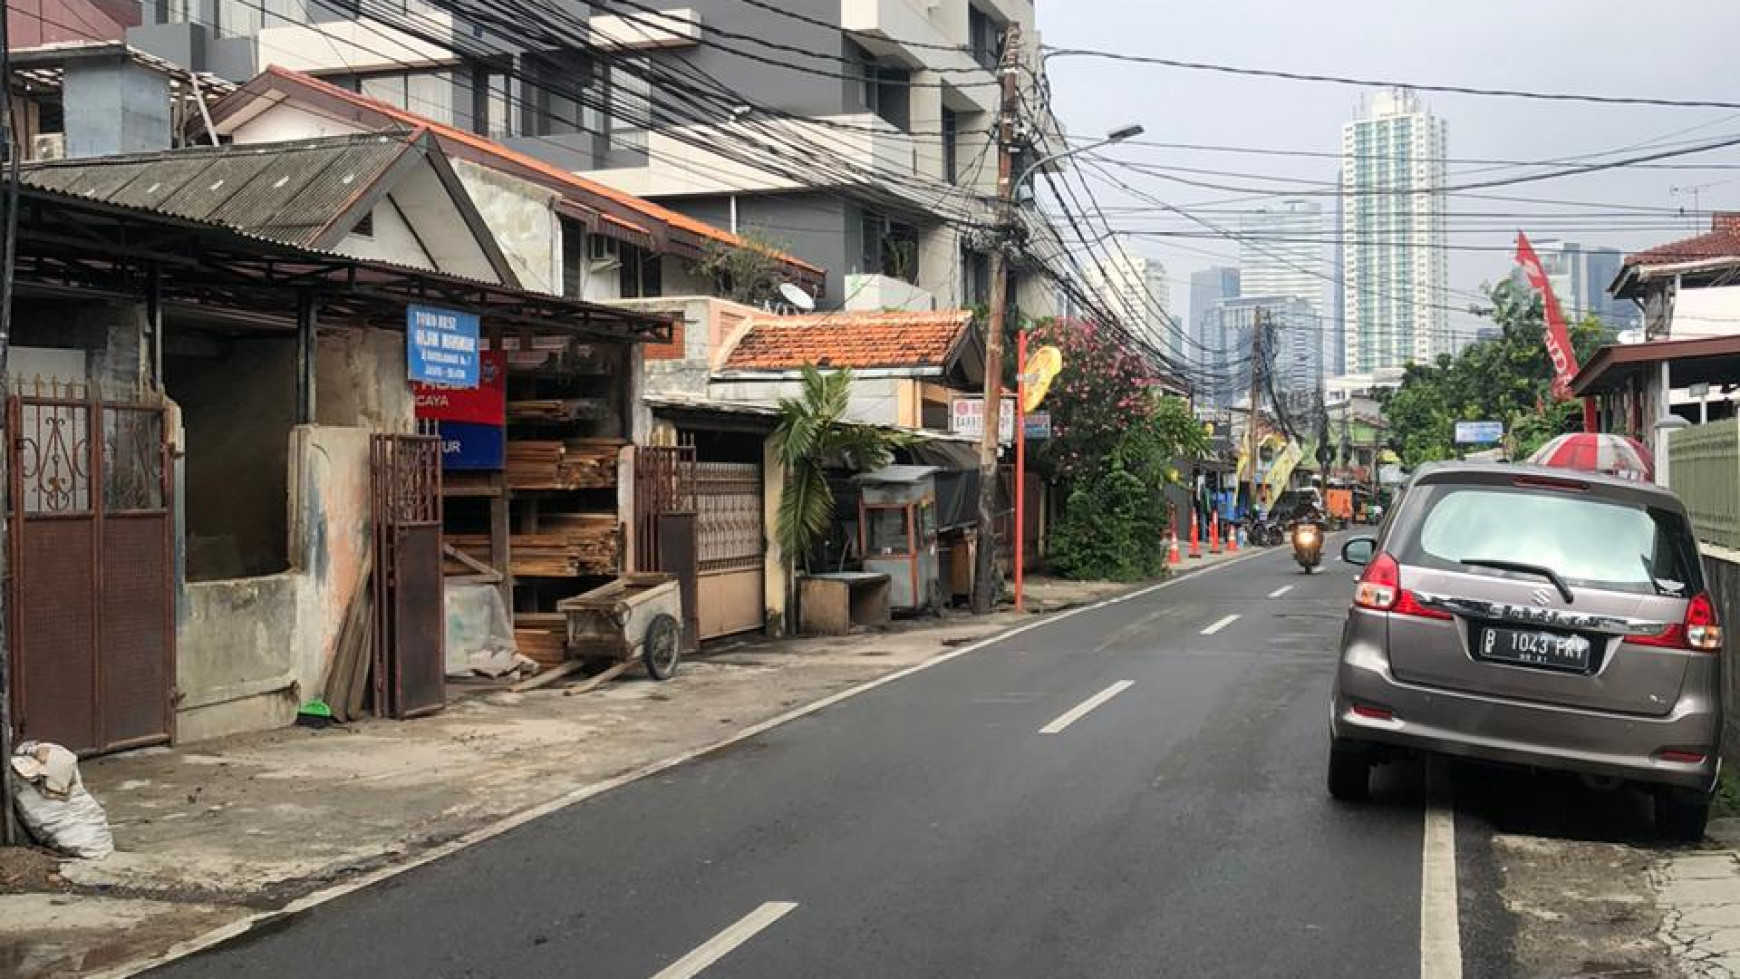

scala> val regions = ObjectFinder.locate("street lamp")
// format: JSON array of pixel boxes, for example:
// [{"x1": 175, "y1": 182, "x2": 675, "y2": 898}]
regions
[
  {"x1": 1006, "y1": 122, "x2": 1144, "y2": 613},
  {"x1": 1012, "y1": 123, "x2": 1145, "y2": 199}
]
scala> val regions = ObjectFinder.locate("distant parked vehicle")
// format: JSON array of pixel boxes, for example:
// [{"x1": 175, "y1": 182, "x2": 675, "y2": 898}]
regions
[{"x1": 1328, "y1": 462, "x2": 1721, "y2": 841}]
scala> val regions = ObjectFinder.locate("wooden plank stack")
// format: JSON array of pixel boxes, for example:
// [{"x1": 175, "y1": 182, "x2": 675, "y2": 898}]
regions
[
  {"x1": 506, "y1": 438, "x2": 622, "y2": 490},
  {"x1": 507, "y1": 399, "x2": 610, "y2": 424},
  {"x1": 446, "y1": 517, "x2": 619, "y2": 578},
  {"x1": 512, "y1": 613, "x2": 568, "y2": 667}
]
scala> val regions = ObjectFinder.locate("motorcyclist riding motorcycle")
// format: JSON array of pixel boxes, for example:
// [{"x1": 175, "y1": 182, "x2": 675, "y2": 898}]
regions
[{"x1": 1287, "y1": 496, "x2": 1326, "y2": 572}]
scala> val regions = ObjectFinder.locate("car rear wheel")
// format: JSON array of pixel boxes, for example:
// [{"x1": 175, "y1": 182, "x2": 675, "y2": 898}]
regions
[
  {"x1": 1655, "y1": 789, "x2": 1711, "y2": 843},
  {"x1": 1327, "y1": 741, "x2": 1371, "y2": 802}
]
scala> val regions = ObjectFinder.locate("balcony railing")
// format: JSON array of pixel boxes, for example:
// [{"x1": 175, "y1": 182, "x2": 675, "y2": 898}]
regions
[{"x1": 1672, "y1": 419, "x2": 1740, "y2": 551}]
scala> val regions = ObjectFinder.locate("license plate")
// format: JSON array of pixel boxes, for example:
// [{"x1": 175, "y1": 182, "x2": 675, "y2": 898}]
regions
[{"x1": 1476, "y1": 627, "x2": 1592, "y2": 672}]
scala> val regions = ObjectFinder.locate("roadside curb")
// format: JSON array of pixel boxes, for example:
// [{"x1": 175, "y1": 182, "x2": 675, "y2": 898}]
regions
[{"x1": 98, "y1": 544, "x2": 1274, "y2": 977}]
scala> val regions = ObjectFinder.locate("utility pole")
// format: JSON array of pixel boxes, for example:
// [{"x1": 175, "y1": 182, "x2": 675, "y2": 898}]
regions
[
  {"x1": 0, "y1": 0, "x2": 19, "y2": 845},
  {"x1": 1243, "y1": 309, "x2": 1267, "y2": 515},
  {"x1": 971, "y1": 23, "x2": 1020, "y2": 615}
]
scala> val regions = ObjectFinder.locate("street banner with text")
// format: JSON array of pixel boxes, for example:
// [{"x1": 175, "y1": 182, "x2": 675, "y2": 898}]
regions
[{"x1": 1514, "y1": 232, "x2": 1580, "y2": 401}]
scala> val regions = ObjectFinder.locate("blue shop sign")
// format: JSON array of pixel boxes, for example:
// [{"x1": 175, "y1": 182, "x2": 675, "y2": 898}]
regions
[
  {"x1": 439, "y1": 421, "x2": 505, "y2": 471},
  {"x1": 407, "y1": 305, "x2": 480, "y2": 387}
]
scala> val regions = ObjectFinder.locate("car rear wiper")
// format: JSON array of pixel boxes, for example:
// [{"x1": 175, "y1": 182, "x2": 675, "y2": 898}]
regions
[{"x1": 1459, "y1": 558, "x2": 1575, "y2": 604}]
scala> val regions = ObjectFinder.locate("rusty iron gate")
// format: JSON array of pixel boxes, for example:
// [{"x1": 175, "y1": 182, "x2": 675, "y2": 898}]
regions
[
  {"x1": 7, "y1": 382, "x2": 174, "y2": 755},
  {"x1": 695, "y1": 462, "x2": 764, "y2": 639},
  {"x1": 634, "y1": 445, "x2": 698, "y2": 650},
  {"x1": 370, "y1": 431, "x2": 445, "y2": 719}
]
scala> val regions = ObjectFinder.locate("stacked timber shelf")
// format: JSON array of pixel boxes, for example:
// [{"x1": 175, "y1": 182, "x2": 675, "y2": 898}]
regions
[{"x1": 441, "y1": 340, "x2": 630, "y2": 668}]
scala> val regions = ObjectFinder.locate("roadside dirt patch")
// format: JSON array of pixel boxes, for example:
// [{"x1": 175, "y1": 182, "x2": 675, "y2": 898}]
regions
[
  {"x1": 0, "y1": 847, "x2": 73, "y2": 895},
  {"x1": 1495, "y1": 833, "x2": 1671, "y2": 978}
]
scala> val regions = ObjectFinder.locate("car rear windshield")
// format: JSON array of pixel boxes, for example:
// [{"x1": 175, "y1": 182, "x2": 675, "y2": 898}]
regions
[{"x1": 1394, "y1": 484, "x2": 1704, "y2": 597}]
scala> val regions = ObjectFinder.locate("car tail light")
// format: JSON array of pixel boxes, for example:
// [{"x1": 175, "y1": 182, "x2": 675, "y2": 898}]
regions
[
  {"x1": 1512, "y1": 475, "x2": 1589, "y2": 493},
  {"x1": 1659, "y1": 749, "x2": 1708, "y2": 765},
  {"x1": 1630, "y1": 592, "x2": 1723, "y2": 652},
  {"x1": 1354, "y1": 552, "x2": 1452, "y2": 620}
]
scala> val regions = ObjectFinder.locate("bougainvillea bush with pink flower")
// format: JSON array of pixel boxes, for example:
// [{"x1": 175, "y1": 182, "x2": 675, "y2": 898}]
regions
[{"x1": 1030, "y1": 318, "x2": 1208, "y2": 580}]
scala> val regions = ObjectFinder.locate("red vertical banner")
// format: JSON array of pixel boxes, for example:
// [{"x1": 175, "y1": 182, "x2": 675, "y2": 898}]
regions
[{"x1": 1515, "y1": 232, "x2": 1581, "y2": 401}]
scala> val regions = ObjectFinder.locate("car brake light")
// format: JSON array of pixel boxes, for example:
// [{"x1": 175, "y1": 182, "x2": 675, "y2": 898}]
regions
[
  {"x1": 1629, "y1": 592, "x2": 1723, "y2": 652},
  {"x1": 1354, "y1": 552, "x2": 1452, "y2": 620},
  {"x1": 1512, "y1": 475, "x2": 1589, "y2": 493},
  {"x1": 1659, "y1": 749, "x2": 1708, "y2": 765}
]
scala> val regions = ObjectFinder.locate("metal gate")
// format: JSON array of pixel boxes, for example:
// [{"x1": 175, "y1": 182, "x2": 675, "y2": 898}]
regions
[
  {"x1": 370, "y1": 431, "x2": 445, "y2": 719},
  {"x1": 695, "y1": 462, "x2": 764, "y2": 639},
  {"x1": 634, "y1": 445, "x2": 698, "y2": 650},
  {"x1": 8, "y1": 382, "x2": 173, "y2": 755}
]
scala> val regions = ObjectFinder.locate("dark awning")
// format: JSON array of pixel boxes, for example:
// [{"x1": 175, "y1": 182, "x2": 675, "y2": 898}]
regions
[{"x1": 1571, "y1": 335, "x2": 1740, "y2": 397}]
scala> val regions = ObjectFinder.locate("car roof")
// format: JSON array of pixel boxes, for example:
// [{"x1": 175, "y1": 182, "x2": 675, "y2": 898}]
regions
[{"x1": 1407, "y1": 460, "x2": 1684, "y2": 509}]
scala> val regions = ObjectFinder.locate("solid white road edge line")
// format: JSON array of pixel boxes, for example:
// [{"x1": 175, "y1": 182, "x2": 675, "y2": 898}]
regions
[
  {"x1": 103, "y1": 548, "x2": 1273, "y2": 979},
  {"x1": 649, "y1": 901, "x2": 798, "y2": 979},
  {"x1": 1200, "y1": 613, "x2": 1240, "y2": 635},
  {"x1": 1420, "y1": 762, "x2": 1463, "y2": 979},
  {"x1": 1038, "y1": 680, "x2": 1135, "y2": 735},
  {"x1": 1268, "y1": 585, "x2": 1293, "y2": 598}
]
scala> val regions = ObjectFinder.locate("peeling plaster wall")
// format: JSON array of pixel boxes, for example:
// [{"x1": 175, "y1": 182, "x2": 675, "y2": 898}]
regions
[
  {"x1": 452, "y1": 159, "x2": 562, "y2": 294},
  {"x1": 316, "y1": 327, "x2": 415, "y2": 432},
  {"x1": 175, "y1": 427, "x2": 376, "y2": 743}
]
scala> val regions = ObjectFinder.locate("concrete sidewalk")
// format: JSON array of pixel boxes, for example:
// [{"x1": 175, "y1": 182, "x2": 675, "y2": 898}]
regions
[{"x1": 0, "y1": 558, "x2": 1252, "y2": 978}]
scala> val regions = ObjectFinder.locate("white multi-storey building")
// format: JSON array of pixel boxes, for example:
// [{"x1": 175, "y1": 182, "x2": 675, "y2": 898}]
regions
[
  {"x1": 1240, "y1": 199, "x2": 1326, "y2": 392},
  {"x1": 1340, "y1": 89, "x2": 1449, "y2": 372},
  {"x1": 1085, "y1": 234, "x2": 1174, "y2": 359}
]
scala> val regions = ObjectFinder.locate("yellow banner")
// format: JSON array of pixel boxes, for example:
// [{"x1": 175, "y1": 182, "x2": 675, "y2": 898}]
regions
[
  {"x1": 1264, "y1": 442, "x2": 1303, "y2": 501},
  {"x1": 1021, "y1": 345, "x2": 1064, "y2": 412}
]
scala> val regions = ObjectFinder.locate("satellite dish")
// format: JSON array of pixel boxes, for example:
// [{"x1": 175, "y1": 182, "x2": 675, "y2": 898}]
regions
[{"x1": 778, "y1": 282, "x2": 816, "y2": 312}]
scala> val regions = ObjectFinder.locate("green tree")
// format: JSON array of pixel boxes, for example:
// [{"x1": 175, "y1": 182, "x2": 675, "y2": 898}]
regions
[
  {"x1": 1047, "y1": 396, "x2": 1209, "y2": 581},
  {"x1": 769, "y1": 367, "x2": 902, "y2": 573},
  {"x1": 1378, "y1": 279, "x2": 1607, "y2": 468}
]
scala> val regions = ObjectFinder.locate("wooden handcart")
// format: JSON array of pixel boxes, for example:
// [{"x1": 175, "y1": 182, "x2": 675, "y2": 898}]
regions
[{"x1": 559, "y1": 573, "x2": 684, "y2": 680}]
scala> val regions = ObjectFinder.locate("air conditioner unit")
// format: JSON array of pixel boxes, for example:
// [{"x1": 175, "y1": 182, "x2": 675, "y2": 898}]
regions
[
  {"x1": 31, "y1": 133, "x2": 64, "y2": 161},
  {"x1": 588, "y1": 234, "x2": 621, "y2": 268}
]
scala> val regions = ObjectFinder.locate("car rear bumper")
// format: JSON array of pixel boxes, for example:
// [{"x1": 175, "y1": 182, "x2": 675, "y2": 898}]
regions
[{"x1": 1333, "y1": 637, "x2": 1720, "y2": 792}]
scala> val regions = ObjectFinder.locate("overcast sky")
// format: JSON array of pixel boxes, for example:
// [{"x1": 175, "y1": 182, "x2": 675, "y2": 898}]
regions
[{"x1": 1038, "y1": 0, "x2": 1740, "y2": 347}]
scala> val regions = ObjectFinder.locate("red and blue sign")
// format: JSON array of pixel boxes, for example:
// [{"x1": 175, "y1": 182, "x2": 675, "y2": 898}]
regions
[{"x1": 416, "y1": 350, "x2": 506, "y2": 425}]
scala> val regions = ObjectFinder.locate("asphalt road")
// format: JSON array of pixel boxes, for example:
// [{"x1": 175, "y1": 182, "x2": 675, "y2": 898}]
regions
[{"x1": 150, "y1": 541, "x2": 1488, "y2": 979}]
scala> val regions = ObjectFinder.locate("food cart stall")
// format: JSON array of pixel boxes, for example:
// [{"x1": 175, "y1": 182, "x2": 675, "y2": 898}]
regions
[{"x1": 854, "y1": 466, "x2": 942, "y2": 614}]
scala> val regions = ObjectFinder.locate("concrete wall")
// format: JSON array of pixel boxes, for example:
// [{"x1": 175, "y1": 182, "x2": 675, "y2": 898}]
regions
[
  {"x1": 452, "y1": 159, "x2": 563, "y2": 294},
  {"x1": 316, "y1": 327, "x2": 415, "y2": 432},
  {"x1": 611, "y1": 294, "x2": 759, "y2": 399},
  {"x1": 11, "y1": 298, "x2": 149, "y2": 395},
  {"x1": 61, "y1": 59, "x2": 173, "y2": 157},
  {"x1": 710, "y1": 375, "x2": 908, "y2": 427},
  {"x1": 667, "y1": 194, "x2": 857, "y2": 308},
  {"x1": 176, "y1": 426, "x2": 375, "y2": 743},
  {"x1": 229, "y1": 102, "x2": 368, "y2": 144}
]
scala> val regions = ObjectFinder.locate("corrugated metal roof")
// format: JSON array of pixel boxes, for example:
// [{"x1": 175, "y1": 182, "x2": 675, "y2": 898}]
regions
[{"x1": 21, "y1": 133, "x2": 414, "y2": 249}]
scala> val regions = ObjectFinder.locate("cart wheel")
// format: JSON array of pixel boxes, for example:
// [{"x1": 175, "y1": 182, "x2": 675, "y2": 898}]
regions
[{"x1": 642, "y1": 613, "x2": 682, "y2": 681}]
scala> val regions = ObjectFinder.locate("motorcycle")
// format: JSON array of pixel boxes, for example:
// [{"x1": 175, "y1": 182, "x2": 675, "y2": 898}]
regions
[{"x1": 1291, "y1": 520, "x2": 1324, "y2": 572}]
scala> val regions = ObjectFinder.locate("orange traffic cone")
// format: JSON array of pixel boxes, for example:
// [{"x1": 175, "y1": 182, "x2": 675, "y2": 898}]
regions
[
  {"x1": 1209, "y1": 512, "x2": 1223, "y2": 554},
  {"x1": 1228, "y1": 521, "x2": 1239, "y2": 552},
  {"x1": 1188, "y1": 512, "x2": 1203, "y2": 559}
]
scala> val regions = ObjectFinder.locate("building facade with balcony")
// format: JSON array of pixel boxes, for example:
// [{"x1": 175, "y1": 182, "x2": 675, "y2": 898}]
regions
[{"x1": 31, "y1": 0, "x2": 1060, "y2": 316}]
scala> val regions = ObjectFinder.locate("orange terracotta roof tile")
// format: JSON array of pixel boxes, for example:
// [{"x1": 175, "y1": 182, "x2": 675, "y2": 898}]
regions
[
  {"x1": 1626, "y1": 212, "x2": 1740, "y2": 267},
  {"x1": 247, "y1": 67, "x2": 820, "y2": 276},
  {"x1": 722, "y1": 309, "x2": 974, "y2": 371}
]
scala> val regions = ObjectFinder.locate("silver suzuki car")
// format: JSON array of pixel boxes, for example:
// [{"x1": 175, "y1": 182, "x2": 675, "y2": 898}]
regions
[{"x1": 1329, "y1": 462, "x2": 1723, "y2": 840}]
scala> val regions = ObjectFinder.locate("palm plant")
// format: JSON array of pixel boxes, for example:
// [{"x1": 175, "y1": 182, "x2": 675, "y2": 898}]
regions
[{"x1": 771, "y1": 367, "x2": 901, "y2": 573}]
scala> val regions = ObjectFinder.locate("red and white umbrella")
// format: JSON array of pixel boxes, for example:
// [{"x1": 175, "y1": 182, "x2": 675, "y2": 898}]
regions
[{"x1": 1527, "y1": 433, "x2": 1654, "y2": 481}]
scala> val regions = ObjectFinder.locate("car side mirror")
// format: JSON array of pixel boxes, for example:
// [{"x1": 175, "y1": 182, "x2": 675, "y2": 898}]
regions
[{"x1": 1341, "y1": 537, "x2": 1377, "y2": 567}]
